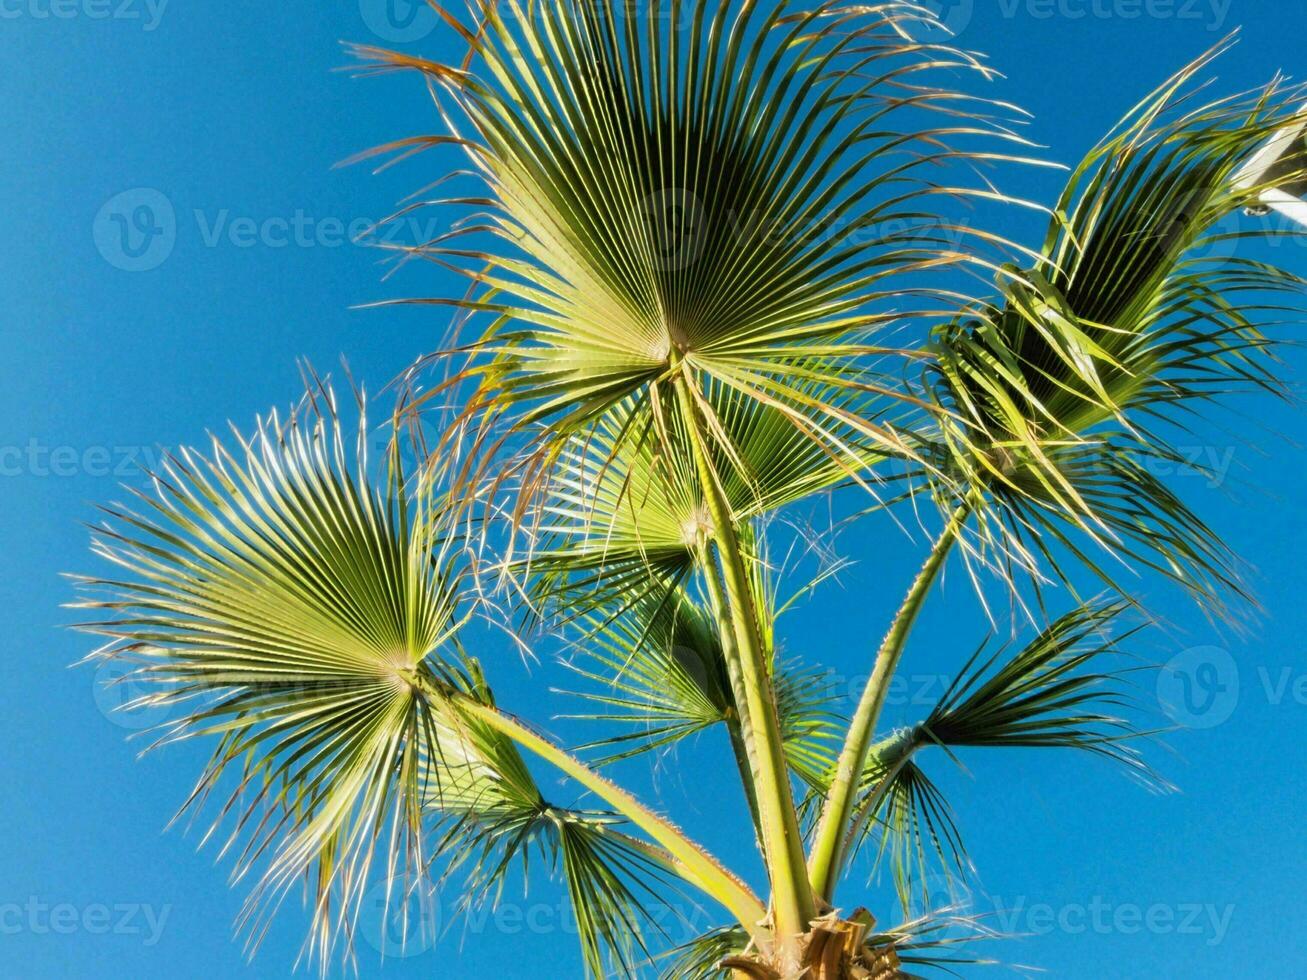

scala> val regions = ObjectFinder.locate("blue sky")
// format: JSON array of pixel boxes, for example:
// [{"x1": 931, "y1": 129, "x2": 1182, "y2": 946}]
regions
[{"x1": 3, "y1": 1, "x2": 1306, "y2": 977}]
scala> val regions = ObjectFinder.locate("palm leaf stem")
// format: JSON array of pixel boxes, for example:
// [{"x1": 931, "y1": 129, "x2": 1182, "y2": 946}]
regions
[
  {"x1": 672, "y1": 367, "x2": 817, "y2": 954},
  {"x1": 808, "y1": 497, "x2": 973, "y2": 901},
  {"x1": 841, "y1": 729, "x2": 924, "y2": 867},
  {"x1": 418, "y1": 680, "x2": 768, "y2": 941},
  {"x1": 696, "y1": 540, "x2": 765, "y2": 838}
]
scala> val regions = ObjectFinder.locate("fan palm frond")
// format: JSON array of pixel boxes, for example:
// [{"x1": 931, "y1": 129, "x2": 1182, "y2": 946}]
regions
[
  {"x1": 74, "y1": 392, "x2": 461, "y2": 965},
  {"x1": 926, "y1": 42, "x2": 1307, "y2": 608},
  {"x1": 921, "y1": 600, "x2": 1153, "y2": 766},
  {"x1": 560, "y1": 591, "x2": 736, "y2": 765},
  {"x1": 72, "y1": 388, "x2": 761, "y2": 975},
  {"x1": 560, "y1": 586, "x2": 840, "y2": 781},
  {"x1": 844, "y1": 600, "x2": 1154, "y2": 914},
  {"x1": 421, "y1": 664, "x2": 679, "y2": 977},
  {"x1": 351, "y1": 0, "x2": 1038, "y2": 498}
]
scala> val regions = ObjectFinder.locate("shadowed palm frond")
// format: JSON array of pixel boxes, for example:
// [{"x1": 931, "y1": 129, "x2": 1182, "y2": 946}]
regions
[
  {"x1": 856, "y1": 755, "x2": 967, "y2": 918},
  {"x1": 560, "y1": 583, "x2": 841, "y2": 792},
  {"x1": 516, "y1": 372, "x2": 890, "y2": 624},
  {"x1": 924, "y1": 42, "x2": 1307, "y2": 611},
  {"x1": 560, "y1": 591, "x2": 735, "y2": 765},
  {"x1": 422, "y1": 663, "x2": 680, "y2": 978},
  {"x1": 659, "y1": 924, "x2": 750, "y2": 980},
  {"x1": 921, "y1": 600, "x2": 1154, "y2": 769}
]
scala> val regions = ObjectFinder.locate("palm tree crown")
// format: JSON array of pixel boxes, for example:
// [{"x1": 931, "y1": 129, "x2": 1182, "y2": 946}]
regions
[{"x1": 76, "y1": 3, "x2": 1307, "y2": 977}]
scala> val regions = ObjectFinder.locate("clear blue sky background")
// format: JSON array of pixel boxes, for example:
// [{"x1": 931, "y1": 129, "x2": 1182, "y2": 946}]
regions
[{"x1": 3, "y1": 1, "x2": 1306, "y2": 977}]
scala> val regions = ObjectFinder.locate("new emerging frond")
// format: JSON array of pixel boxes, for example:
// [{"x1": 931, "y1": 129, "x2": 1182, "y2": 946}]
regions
[{"x1": 517, "y1": 372, "x2": 890, "y2": 623}]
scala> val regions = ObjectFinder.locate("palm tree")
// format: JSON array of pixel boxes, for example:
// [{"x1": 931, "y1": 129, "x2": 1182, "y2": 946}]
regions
[{"x1": 75, "y1": 3, "x2": 1307, "y2": 977}]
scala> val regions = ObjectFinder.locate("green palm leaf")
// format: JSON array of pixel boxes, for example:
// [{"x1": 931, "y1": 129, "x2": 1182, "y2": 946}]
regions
[
  {"x1": 659, "y1": 924, "x2": 751, "y2": 980},
  {"x1": 926, "y1": 43, "x2": 1307, "y2": 608},
  {"x1": 72, "y1": 390, "x2": 742, "y2": 976},
  {"x1": 422, "y1": 664, "x2": 679, "y2": 977},
  {"x1": 560, "y1": 585, "x2": 839, "y2": 782},
  {"x1": 518, "y1": 372, "x2": 890, "y2": 622},
  {"x1": 846, "y1": 600, "x2": 1154, "y2": 914},
  {"x1": 351, "y1": 0, "x2": 1036, "y2": 491},
  {"x1": 74, "y1": 394, "x2": 461, "y2": 964}
]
